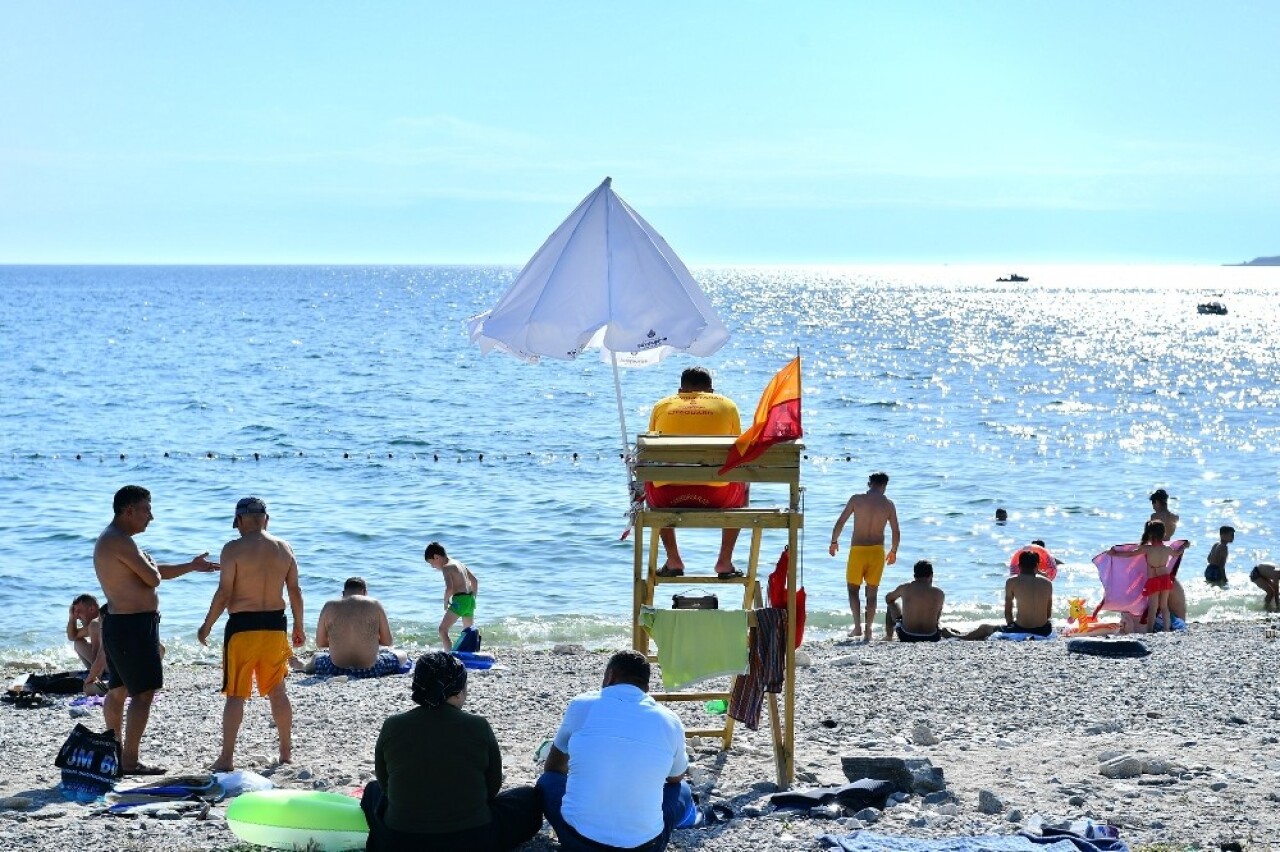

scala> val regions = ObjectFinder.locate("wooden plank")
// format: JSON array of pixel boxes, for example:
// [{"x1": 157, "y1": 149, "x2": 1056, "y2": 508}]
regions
[
  {"x1": 633, "y1": 466, "x2": 799, "y2": 485},
  {"x1": 637, "y1": 510, "x2": 804, "y2": 530}
]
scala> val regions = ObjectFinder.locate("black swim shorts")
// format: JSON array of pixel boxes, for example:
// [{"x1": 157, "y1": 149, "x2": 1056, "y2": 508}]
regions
[
  {"x1": 895, "y1": 624, "x2": 942, "y2": 643},
  {"x1": 997, "y1": 621, "x2": 1053, "y2": 637},
  {"x1": 102, "y1": 610, "x2": 163, "y2": 696}
]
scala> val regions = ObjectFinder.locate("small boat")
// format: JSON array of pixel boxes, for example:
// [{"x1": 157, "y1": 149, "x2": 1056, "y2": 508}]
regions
[
  {"x1": 996, "y1": 273, "x2": 1029, "y2": 282},
  {"x1": 1197, "y1": 301, "x2": 1228, "y2": 315}
]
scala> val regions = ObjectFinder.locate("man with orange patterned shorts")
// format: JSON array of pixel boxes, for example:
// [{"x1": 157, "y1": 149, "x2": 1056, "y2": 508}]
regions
[
  {"x1": 645, "y1": 366, "x2": 746, "y2": 579},
  {"x1": 198, "y1": 497, "x2": 306, "y2": 771}
]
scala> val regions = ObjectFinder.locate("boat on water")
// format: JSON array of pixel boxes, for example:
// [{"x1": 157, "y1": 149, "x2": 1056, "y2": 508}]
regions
[
  {"x1": 1197, "y1": 301, "x2": 1228, "y2": 315},
  {"x1": 996, "y1": 273, "x2": 1029, "y2": 283}
]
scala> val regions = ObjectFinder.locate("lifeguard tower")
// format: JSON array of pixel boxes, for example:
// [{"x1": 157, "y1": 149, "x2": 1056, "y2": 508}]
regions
[{"x1": 630, "y1": 433, "x2": 803, "y2": 786}]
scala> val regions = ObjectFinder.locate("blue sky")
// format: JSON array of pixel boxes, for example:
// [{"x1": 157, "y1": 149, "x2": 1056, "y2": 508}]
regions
[{"x1": 2, "y1": 2, "x2": 1277, "y2": 264}]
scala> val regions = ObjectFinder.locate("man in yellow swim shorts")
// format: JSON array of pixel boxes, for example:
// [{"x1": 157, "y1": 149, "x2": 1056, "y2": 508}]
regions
[
  {"x1": 829, "y1": 472, "x2": 900, "y2": 642},
  {"x1": 198, "y1": 496, "x2": 306, "y2": 772}
]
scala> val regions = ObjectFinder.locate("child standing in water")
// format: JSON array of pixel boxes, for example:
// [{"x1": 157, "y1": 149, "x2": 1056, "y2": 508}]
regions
[
  {"x1": 1111, "y1": 521, "x2": 1174, "y2": 633},
  {"x1": 424, "y1": 541, "x2": 479, "y2": 650}
]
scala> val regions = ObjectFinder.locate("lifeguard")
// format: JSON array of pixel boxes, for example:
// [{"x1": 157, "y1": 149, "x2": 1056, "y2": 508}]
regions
[{"x1": 645, "y1": 366, "x2": 746, "y2": 579}]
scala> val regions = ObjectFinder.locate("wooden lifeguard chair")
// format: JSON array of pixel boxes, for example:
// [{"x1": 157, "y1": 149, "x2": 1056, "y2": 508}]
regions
[{"x1": 630, "y1": 433, "x2": 803, "y2": 786}]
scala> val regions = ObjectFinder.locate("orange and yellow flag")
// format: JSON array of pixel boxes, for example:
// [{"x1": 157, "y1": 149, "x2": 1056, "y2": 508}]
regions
[{"x1": 718, "y1": 356, "x2": 802, "y2": 475}]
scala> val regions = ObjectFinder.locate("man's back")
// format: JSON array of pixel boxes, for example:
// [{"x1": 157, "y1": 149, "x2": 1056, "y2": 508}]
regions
[
  {"x1": 319, "y1": 596, "x2": 387, "y2": 669},
  {"x1": 847, "y1": 492, "x2": 896, "y2": 545},
  {"x1": 897, "y1": 582, "x2": 944, "y2": 634},
  {"x1": 1007, "y1": 574, "x2": 1053, "y2": 628},
  {"x1": 650, "y1": 391, "x2": 740, "y2": 436},
  {"x1": 222, "y1": 532, "x2": 295, "y2": 613},
  {"x1": 560, "y1": 685, "x2": 687, "y2": 847}
]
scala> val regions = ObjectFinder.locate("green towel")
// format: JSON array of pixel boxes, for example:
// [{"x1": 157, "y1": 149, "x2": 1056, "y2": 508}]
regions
[{"x1": 640, "y1": 607, "x2": 749, "y2": 690}]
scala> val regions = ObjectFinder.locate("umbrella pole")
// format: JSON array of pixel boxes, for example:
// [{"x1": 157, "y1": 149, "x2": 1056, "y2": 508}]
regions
[{"x1": 610, "y1": 351, "x2": 635, "y2": 490}]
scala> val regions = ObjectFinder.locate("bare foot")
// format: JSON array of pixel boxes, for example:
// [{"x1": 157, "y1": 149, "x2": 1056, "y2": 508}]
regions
[
  {"x1": 864, "y1": 624, "x2": 874, "y2": 643},
  {"x1": 209, "y1": 762, "x2": 234, "y2": 773}
]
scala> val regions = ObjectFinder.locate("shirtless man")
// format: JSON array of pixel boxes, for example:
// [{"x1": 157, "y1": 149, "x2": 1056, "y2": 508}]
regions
[
  {"x1": 67, "y1": 594, "x2": 109, "y2": 694},
  {"x1": 883, "y1": 560, "x2": 953, "y2": 643},
  {"x1": 1250, "y1": 563, "x2": 1280, "y2": 610},
  {"x1": 197, "y1": 497, "x2": 305, "y2": 771},
  {"x1": 424, "y1": 541, "x2": 479, "y2": 650},
  {"x1": 963, "y1": 550, "x2": 1054, "y2": 639},
  {"x1": 829, "y1": 472, "x2": 900, "y2": 641},
  {"x1": 1149, "y1": 489, "x2": 1179, "y2": 539},
  {"x1": 305, "y1": 577, "x2": 407, "y2": 677},
  {"x1": 93, "y1": 485, "x2": 219, "y2": 775}
]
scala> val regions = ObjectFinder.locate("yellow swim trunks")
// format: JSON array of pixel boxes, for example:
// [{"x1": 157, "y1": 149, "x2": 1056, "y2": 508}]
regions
[
  {"x1": 223, "y1": 629, "x2": 291, "y2": 698},
  {"x1": 846, "y1": 544, "x2": 886, "y2": 587}
]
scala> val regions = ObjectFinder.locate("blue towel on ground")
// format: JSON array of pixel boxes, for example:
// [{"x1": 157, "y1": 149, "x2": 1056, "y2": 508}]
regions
[{"x1": 819, "y1": 830, "x2": 1129, "y2": 852}]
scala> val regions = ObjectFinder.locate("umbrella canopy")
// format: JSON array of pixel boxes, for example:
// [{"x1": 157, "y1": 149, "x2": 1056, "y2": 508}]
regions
[{"x1": 468, "y1": 177, "x2": 729, "y2": 367}]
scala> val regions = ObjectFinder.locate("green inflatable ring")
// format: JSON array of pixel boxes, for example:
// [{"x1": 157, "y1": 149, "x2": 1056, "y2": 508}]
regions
[{"x1": 226, "y1": 789, "x2": 368, "y2": 851}]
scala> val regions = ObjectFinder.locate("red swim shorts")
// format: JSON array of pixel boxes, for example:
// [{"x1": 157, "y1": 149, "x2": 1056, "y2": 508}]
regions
[
  {"x1": 645, "y1": 482, "x2": 747, "y2": 510},
  {"x1": 1143, "y1": 574, "x2": 1174, "y2": 595}
]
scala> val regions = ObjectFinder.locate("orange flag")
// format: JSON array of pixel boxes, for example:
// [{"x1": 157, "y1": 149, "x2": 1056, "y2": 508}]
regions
[{"x1": 719, "y1": 356, "x2": 802, "y2": 475}]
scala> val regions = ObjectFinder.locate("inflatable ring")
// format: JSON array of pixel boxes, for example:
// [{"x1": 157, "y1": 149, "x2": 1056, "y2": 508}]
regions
[
  {"x1": 1009, "y1": 545, "x2": 1058, "y2": 581},
  {"x1": 1066, "y1": 638, "x2": 1150, "y2": 658},
  {"x1": 226, "y1": 789, "x2": 367, "y2": 851}
]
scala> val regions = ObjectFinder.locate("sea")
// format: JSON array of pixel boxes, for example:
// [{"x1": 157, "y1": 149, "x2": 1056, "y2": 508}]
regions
[{"x1": 2, "y1": 263, "x2": 1278, "y2": 666}]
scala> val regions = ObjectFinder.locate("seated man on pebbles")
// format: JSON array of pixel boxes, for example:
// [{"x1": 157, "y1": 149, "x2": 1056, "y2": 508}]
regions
[
  {"x1": 537, "y1": 649, "x2": 723, "y2": 851},
  {"x1": 883, "y1": 560, "x2": 959, "y2": 643},
  {"x1": 300, "y1": 577, "x2": 408, "y2": 678},
  {"x1": 962, "y1": 550, "x2": 1054, "y2": 640}
]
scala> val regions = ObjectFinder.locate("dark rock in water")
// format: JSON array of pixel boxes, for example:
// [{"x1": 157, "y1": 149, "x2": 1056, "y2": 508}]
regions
[{"x1": 840, "y1": 756, "x2": 945, "y2": 795}]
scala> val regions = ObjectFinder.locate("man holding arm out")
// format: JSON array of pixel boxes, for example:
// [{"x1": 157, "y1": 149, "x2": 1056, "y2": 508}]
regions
[{"x1": 94, "y1": 485, "x2": 219, "y2": 774}]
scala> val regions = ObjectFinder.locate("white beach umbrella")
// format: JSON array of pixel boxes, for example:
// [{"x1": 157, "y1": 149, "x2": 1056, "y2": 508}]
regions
[{"x1": 468, "y1": 176, "x2": 730, "y2": 484}]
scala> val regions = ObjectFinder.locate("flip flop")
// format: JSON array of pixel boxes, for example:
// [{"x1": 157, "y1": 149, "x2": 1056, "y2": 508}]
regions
[
  {"x1": 122, "y1": 763, "x2": 168, "y2": 776},
  {"x1": 656, "y1": 565, "x2": 685, "y2": 577},
  {"x1": 715, "y1": 569, "x2": 745, "y2": 580}
]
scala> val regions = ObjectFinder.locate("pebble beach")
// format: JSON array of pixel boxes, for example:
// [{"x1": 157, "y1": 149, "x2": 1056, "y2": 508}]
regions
[{"x1": 4, "y1": 621, "x2": 1279, "y2": 851}]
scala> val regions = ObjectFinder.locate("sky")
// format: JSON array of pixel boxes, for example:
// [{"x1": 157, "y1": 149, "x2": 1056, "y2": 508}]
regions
[{"x1": 2, "y1": 2, "x2": 1278, "y2": 265}]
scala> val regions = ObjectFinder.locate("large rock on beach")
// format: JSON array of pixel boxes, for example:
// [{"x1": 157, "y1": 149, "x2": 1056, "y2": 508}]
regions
[{"x1": 841, "y1": 756, "x2": 946, "y2": 795}]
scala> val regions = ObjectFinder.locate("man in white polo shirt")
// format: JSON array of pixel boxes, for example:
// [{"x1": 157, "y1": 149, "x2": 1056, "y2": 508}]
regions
[{"x1": 537, "y1": 649, "x2": 694, "y2": 851}]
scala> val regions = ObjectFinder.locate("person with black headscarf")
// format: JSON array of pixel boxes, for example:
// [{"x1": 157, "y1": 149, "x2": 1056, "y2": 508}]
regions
[{"x1": 360, "y1": 651, "x2": 541, "y2": 852}]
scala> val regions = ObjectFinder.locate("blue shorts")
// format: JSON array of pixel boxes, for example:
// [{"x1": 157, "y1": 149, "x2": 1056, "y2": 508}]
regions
[{"x1": 312, "y1": 649, "x2": 403, "y2": 678}]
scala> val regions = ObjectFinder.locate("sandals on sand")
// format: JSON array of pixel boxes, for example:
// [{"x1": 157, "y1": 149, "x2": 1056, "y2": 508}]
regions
[{"x1": 656, "y1": 565, "x2": 685, "y2": 577}]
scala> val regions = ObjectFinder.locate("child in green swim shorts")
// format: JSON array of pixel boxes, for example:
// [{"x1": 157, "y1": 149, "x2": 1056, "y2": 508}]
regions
[{"x1": 425, "y1": 541, "x2": 479, "y2": 650}]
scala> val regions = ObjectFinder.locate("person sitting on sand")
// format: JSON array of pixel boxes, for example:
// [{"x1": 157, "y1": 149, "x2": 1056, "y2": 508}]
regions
[
  {"x1": 645, "y1": 366, "x2": 747, "y2": 579},
  {"x1": 300, "y1": 577, "x2": 408, "y2": 677},
  {"x1": 1205, "y1": 525, "x2": 1235, "y2": 586},
  {"x1": 361, "y1": 651, "x2": 541, "y2": 852},
  {"x1": 67, "y1": 593, "x2": 108, "y2": 694},
  {"x1": 538, "y1": 649, "x2": 703, "y2": 852},
  {"x1": 1108, "y1": 520, "x2": 1174, "y2": 634},
  {"x1": 1149, "y1": 489, "x2": 1179, "y2": 539},
  {"x1": 829, "y1": 471, "x2": 901, "y2": 642},
  {"x1": 1250, "y1": 563, "x2": 1280, "y2": 611},
  {"x1": 963, "y1": 550, "x2": 1055, "y2": 639},
  {"x1": 197, "y1": 496, "x2": 305, "y2": 771},
  {"x1": 883, "y1": 560, "x2": 956, "y2": 643},
  {"x1": 424, "y1": 541, "x2": 479, "y2": 651}
]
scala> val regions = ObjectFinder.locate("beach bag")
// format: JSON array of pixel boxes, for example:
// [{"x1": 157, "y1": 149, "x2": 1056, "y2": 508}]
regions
[
  {"x1": 672, "y1": 593, "x2": 718, "y2": 610},
  {"x1": 54, "y1": 723, "x2": 123, "y2": 798},
  {"x1": 767, "y1": 546, "x2": 806, "y2": 647},
  {"x1": 454, "y1": 627, "x2": 482, "y2": 653}
]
